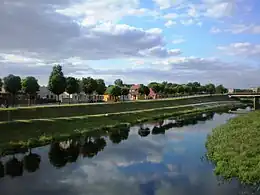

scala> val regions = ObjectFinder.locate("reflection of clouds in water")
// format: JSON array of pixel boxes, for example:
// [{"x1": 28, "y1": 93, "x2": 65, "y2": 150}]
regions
[{"x1": 0, "y1": 113, "x2": 248, "y2": 195}]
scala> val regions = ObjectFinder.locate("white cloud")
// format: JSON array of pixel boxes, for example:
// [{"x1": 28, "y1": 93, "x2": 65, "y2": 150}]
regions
[
  {"x1": 153, "y1": 0, "x2": 184, "y2": 9},
  {"x1": 210, "y1": 24, "x2": 260, "y2": 34},
  {"x1": 139, "y1": 46, "x2": 182, "y2": 58},
  {"x1": 217, "y1": 42, "x2": 260, "y2": 58},
  {"x1": 165, "y1": 20, "x2": 176, "y2": 27},
  {"x1": 172, "y1": 38, "x2": 186, "y2": 44},
  {"x1": 180, "y1": 19, "x2": 193, "y2": 25},
  {"x1": 210, "y1": 26, "x2": 221, "y2": 33},
  {"x1": 163, "y1": 13, "x2": 179, "y2": 19},
  {"x1": 205, "y1": 2, "x2": 235, "y2": 18}
]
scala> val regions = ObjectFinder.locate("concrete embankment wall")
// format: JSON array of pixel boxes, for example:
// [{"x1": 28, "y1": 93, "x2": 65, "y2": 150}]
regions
[{"x1": 0, "y1": 95, "x2": 233, "y2": 122}]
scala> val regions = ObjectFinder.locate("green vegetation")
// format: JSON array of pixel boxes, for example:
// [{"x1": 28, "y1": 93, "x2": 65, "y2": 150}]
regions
[
  {"x1": 22, "y1": 76, "x2": 40, "y2": 105},
  {"x1": 0, "y1": 95, "x2": 232, "y2": 121},
  {"x1": 65, "y1": 77, "x2": 80, "y2": 103},
  {"x1": 206, "y1": 110, "x2": 260, "y2": 184},
  {"x1": 48, "y1": 65, "x2": 66, "y2": 102},
  {"x1": 0, "y1": 102, "x2": 242, "y2": 155}
]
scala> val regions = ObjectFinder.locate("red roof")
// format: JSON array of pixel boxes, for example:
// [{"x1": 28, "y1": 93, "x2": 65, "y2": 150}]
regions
[{"x1": 130, "y1": 84, "x2": 140, "y2": 90}]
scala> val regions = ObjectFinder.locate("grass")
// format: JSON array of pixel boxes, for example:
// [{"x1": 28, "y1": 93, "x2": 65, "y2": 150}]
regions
[
  {"x1": 0, "y1": 95, "x2": 231, "y2": 122},
  {"x1": 206, "y1": 110, "x2": 260, "y2": 184},
  {"x1": 0, "y1": 101, "x2": 243, "y2": 155}
]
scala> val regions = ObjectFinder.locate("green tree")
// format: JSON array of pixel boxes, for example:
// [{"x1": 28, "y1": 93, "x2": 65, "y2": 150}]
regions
[
  {"x1": 0, "y1": 78, "x2": 3, "y2": 91},
  {"x1": 3, "y1": 74, "x2": 22, "y2": 106},
  {"x1": 205, "y1": 83, "x2": 216, "y2": 94},
  {"x1": 22, "y1": 76, "x2": 40, "y2": 105},
  {"x1": 96, "y1": 79, "x2": 106, "y2": 95},
  {"x1": 176, "y1": 85, "x2": 184, "y2": 94},
  {"x1": 48, "y1": 65, "x2": 66, "y2": 103},
  {"x1": 106, "y1": 85, "x2": 121, "y2": 101},
  {"x1": 148, "y1": 82, "x2": 161, "y2": 94},
  {"x1": 121, "y1": 86, "x2": 129, "y2": 101},
  {"x1": 139, "y1": 84, "x2": 150, "y2": 98},
  {"x1": 66, "y1": 77, "x2": 79, "y2": 104},
  {"x1": 216, "y1": 84, "x2": 227, "y2": 94},
  {"x1": 82, "y1": 77, "x2": 98, "y2": 101},
  {"x1": 114, "y1": 79, "x2": 123, "y2": 86}
]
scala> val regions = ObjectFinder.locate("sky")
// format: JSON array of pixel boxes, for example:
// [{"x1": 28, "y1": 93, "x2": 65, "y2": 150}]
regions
[{"x1": 0, "y1": 0, "x2": 260, "y2": 88}]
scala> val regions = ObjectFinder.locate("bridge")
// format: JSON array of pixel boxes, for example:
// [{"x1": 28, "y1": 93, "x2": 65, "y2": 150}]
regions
[{"x1": 228, "y1": 92, "x2": 260, "y2": 110}]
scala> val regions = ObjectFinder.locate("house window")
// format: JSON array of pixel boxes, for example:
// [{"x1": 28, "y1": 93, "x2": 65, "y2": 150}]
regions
[
  {"x1": 50, "y1": 95, "x2": 53, "y2": 99},
  {"x1": 46, "y1": 95, "x2": 49, "y2": 99}
]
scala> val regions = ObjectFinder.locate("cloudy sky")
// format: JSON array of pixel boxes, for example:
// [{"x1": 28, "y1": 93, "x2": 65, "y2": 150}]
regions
[{"x1": 0, "y1": 0, "x2": 260, "y2": 87}]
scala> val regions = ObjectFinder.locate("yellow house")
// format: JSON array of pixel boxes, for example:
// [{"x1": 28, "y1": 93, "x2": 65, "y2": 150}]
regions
[{"x1": 103, "y1": 94, "x2": 118, "y2": 102}]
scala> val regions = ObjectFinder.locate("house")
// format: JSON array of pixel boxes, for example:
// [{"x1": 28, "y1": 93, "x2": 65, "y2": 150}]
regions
[
  {"x1": 103, "y1": 94, "x2": 130, "y2": 102},
  {"x1": 129, "y1": 84, "x2": 159, "y2": 100},
  {"x1": 60, "y1": 91, "x2": 104, "y2": 103},
  {"x1": 147, "y1": 88, "x2": 157, "y2": 99},
  {"x1": 129, "y1": 84, "x2": 145, "y2": 100},
  {"x1": 38, "y1": 86, "x2": 56, "y2": 100}
]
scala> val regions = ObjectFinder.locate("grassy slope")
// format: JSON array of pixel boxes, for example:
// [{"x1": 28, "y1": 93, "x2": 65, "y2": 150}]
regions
[
  {"x1": 206, "y1": 110, "x2": 260, "y2": 184},
  {"x1": 0, "y1": 102, "x2": 242, "y2": 155},
  {"x1": 0, "y1": 95, "x2": 230, "y2": 121}
]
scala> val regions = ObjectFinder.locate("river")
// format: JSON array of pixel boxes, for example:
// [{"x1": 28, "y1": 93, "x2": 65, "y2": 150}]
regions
[{"x1": 0, "y1": 110, "x2": 257, "y2": 195}]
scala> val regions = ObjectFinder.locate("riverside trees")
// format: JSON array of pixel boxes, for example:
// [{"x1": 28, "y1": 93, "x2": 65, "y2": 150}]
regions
[{"x1": 0, "y1": 65, "x2": 228, "y2": 105}]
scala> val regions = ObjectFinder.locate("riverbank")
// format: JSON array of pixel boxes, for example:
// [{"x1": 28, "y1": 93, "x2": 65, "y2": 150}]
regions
[
  {"x1": 206, "y1": 110, "x2": 260, "y2": 184},
  {"x1": 0, "y1": 94, "x2": 232, "y2": 122},
  {"x1": 0, "y1": 101, "x2": 243, "y2": 155}
]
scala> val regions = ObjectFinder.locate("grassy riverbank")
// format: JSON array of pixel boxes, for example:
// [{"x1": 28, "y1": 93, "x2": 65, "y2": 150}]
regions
[
  {"x1": 0, "y1": 102, "x2": 242, "y2": 155},
  {"x1": 0, "y1": 95, "x2": 231, "y2": 122},
  {"x1": 206, "y1": 110, "x2": 260, "y2": 184}
]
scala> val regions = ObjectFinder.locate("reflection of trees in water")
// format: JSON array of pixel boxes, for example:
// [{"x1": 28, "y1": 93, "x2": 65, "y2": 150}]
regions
[
  {"x1": 0, "y1": 161, "x2": 4, "y2": 178},
  {"x1": 81, "y1": 137, "x2": 106, "y2": 158},
  {"x1": 48, "y1": 136, "x2": 107, "y2": 168},
  {"x1": 109, "y1": 128, "x2": 130, "y2": 144},
  {"x1": 5, "y1": 157, "x2": 23, "y2": 177},
  {"x1": 23, "y1": 150, "x2": 41, "y2": 173},
  {"x1": 138, "y1": 127, "x2": 150, "y2": 137}
]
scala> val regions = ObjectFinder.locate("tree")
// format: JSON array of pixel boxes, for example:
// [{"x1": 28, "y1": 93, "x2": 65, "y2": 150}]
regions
[
  {"x1": 138, "y1": 84, "x2": 150, "y2": 98},
  {"x1": 22, "y1": 76, "x2": 40, "y2": 105},
  {"x1": 96, "y1": 79, "x2": 106, "y2": 95},
  {"x1": 66, "y1": 77, "x2": 79, "y2": 104},
  {"x1": 216, "y1": 84, "x2": 227, "y2": 94},
  {"x1": 3, "y1": 74, "x2": 22, "y2": 106},
  {"x1": 114, "y1": 79, "x2": 123, "y2": 86},
  {"x1": 148, "y1": 82, "x2": 161, "y2": 94},
  {"x1": 106, "y1": 85, "x2": 121, "y2": 101},
  {"x1": 0, "y1": 78, "x2": 3, "y2": 91},
  {"x1": 82, "y1": 77, "x2": 97, "y2": 101},
  {"x1": 176, "y1": 85, "x2": 184, "y2": 94},
  {"x1": 205, "y1": 83, "x2": 216, "y2": 94},
  {"x1": 48, "y1": 65, "x2": 66, "y2": 103},
  {"x1": 121, "y1": 86, "x2": 129, "y2": 101}
]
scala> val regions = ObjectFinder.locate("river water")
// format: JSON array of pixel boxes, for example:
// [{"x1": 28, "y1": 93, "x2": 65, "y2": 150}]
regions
[{"x1": 0, "y1": 111, "x2": 257, "y2": 195}]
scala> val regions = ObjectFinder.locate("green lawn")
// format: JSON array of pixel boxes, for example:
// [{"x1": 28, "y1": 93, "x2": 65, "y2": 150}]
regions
[
  {"x1": 206, "y1": 110, "x2": 260, "y2": 184},
  {"x1": 0, "y1": 95, "x2": 231, "y2": 122}
]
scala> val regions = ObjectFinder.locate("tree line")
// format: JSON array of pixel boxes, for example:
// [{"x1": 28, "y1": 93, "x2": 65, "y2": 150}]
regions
[{"x1": 0, "y1": 65, "x2": 228, "y2": 105}]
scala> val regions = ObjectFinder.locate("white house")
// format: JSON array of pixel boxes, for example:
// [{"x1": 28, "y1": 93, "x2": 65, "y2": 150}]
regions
[{"x1": 38, "y1": 86, "x2": 56, "y2": 100}]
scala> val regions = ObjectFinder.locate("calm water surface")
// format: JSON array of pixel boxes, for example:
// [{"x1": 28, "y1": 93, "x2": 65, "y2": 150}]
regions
[{"x1": 0, "y1": 112, "x2": 258, "y2": 195}]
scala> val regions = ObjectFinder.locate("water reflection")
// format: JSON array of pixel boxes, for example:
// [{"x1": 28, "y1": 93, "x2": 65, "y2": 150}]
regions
[
  {"x1": 0, "y1": 111, "x2": 258, "y2": 195},
  {"x1": 0, "y1": 112, "x2": 215, "y2": 179}
]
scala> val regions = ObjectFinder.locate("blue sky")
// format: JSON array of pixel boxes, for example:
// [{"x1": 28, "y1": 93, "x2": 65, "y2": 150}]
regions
[{"x1": 0, "y1": 0, "x2": 260, "y2": 88}]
